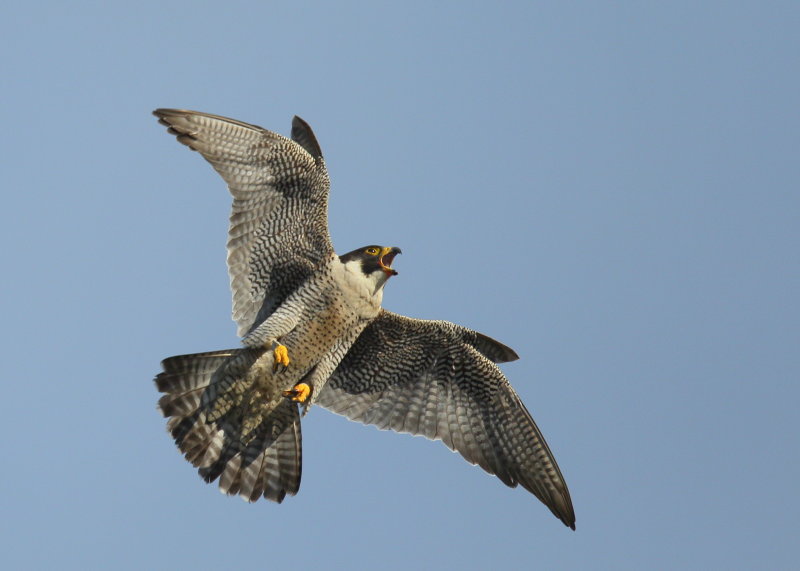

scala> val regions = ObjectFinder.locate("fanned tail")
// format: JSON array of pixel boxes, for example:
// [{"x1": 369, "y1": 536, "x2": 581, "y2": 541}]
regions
[{"x1": 155, "y1": 349, "x2": 302, "y2": 502}]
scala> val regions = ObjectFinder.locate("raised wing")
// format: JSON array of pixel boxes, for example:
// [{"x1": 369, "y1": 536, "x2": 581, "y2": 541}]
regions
[
  {"x1": 154, "y1": 109, "x2": 334, "y2": 337},
  {"x1": 317, "y1": 310, "x2": 576, "y2": 529}
]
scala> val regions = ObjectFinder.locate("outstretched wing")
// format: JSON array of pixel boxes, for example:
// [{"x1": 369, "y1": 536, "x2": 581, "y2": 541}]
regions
[
  {"x1": 154, "y1": 109, "x2": 333, "y2": 337},
  {"x1": 317, "y1": 310, "x2": 576, "y2": 529}
]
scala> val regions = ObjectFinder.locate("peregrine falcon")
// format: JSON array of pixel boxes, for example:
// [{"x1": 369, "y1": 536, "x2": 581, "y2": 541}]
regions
[{"x1": 153, "y1": 109, "x2": 576, "y2": 529}]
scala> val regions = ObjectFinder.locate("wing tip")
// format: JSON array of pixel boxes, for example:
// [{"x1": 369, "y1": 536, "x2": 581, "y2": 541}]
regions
[
  {"x1": 153, "y1": 108, "x2": 189, "y2": 121},
  {"x1": 291, "y1": 115, "x2": 323, "y2": 159},
  {"x1": 551, "y1": 491, "x2": 576, "y2": 530},
  {"x1": 469, "y1": 330, "x2": 520, "y2": 363},
  {"x1": 564, "y1": 509, "x2": 577, "y2": 530},
  {"x1": 152, "y1": 108, "x2": 193, "y2": 140}
]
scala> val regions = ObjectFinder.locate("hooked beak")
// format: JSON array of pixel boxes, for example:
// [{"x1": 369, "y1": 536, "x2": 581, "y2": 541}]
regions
[{"x1": 379, "y1": 246, "x2": 401, "y2": 277}]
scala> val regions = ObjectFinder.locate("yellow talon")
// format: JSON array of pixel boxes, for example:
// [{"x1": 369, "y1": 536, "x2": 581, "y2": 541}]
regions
[
  {"x1": 283, "y1": 382, "x2": 311, "y2": 403},
  {"x1": 273, "y1": 344, "x2": 290, "y2": 369}
]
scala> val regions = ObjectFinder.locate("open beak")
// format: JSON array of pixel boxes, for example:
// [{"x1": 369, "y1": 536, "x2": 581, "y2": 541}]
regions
[{"x1": 379, "y1": 246, "x2": 401, "y2": 277}]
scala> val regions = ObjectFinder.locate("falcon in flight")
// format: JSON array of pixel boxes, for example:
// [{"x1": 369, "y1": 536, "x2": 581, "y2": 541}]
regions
[{"x1": 153, "y1": 109, "x2": 576, "y2": 529}]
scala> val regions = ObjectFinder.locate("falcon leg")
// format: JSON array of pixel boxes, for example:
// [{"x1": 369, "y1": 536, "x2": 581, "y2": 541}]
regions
[
  {"x1": 241, "y1": 303, "x2": 303, "y2": 349},
  {"x1": 241, "y1": 303, "x2": 302, "y2": 372},
  {"x1": 273, "y1": 344, "x2": 291, "y2": 372},
  {"x1": 283, "y1": 382, "x2": 311, "y2": 403}
]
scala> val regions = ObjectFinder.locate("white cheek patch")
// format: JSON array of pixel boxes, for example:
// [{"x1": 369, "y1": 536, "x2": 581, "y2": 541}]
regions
[
  {"x1": 340, "y1": 259, "x2": 376, "y2": 293},
  {"x1": 341, "y1": 259, "x2": 368, "y2": 288},
  {"x1": 335, "y1": 259, "x2": 385, "y2": 306},
  {"x1": 341, "y1": 259, "x2": 363, "y2": 275}
]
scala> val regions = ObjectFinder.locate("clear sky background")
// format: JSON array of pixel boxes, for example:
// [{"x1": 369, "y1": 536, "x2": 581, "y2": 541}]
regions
[{"x1": 2, "y1": 2, "x2": 798, "y2": 569}]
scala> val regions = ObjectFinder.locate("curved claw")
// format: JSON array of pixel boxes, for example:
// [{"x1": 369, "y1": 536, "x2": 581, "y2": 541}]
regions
[{"x1": 283, "y1": 382, "x2": 311, "y2": 403}]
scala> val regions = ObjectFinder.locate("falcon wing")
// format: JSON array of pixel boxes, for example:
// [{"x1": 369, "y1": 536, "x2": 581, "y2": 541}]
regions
[
  {"x1": 154, "y1": 109, "x2": 333, "y2": 337},
  {"x1": 317, "y1": 310, "x2": 576, "y2": 529}
]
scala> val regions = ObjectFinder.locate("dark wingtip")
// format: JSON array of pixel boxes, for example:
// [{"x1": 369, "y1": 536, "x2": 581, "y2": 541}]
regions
[
  {"x1": 470, "y1": 331, "x2": 520, "y2": 363},
  {"x1": 291, "y1": 115, "x2": 323, "y2": 159},
  {"x1": 552, "y1": 504, "x2": 575, "y2": 530},
  {"x1": 153, "y1": 108, "x2": 182, "y2": 120},
  {"x1": 565, "y1": 514, "x2": 576, "y2": 530},
  {"x1": 503, "y1": 345, "x2": 521, "y2": 363}
]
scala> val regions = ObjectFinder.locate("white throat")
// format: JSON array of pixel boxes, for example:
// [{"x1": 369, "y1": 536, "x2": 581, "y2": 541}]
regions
[{"x1": 332, "y1": 258, "x2": 386, "y2": 318}]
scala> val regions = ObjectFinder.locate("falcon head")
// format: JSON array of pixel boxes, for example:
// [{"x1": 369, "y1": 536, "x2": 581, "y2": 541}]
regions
[{"x1": 339, "y1": 245, "x2": 402, "y2": 289}]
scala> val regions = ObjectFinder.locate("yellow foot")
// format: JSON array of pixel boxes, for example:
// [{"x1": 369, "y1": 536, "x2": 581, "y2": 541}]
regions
[
  {"x1": 283, "y1": 382, "x2": 311, "y2": 403},
  {"x1": 273, "y1": 344, "x2": 290, "y2": 371}
]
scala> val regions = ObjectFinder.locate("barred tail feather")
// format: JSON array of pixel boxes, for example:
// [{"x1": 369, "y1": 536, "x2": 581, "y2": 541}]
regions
[{"x1": 155, "y1": 349, "x2": 302, "y2": 502}]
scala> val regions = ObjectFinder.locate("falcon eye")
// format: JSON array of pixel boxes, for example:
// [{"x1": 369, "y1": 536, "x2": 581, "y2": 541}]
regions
[{"x1": 365, "y1": 247, "x2": 379, "y2": 255}]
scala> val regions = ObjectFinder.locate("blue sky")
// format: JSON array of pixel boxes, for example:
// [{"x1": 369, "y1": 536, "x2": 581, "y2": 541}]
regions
[{"x1": 2, "y1": 2, "x2": 798, "y2": 569}]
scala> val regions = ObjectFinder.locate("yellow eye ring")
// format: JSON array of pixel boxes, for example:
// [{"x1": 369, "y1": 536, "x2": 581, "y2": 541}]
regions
[{"x1": 365, "y1": 247, "x2": 379, "y2": 255}]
